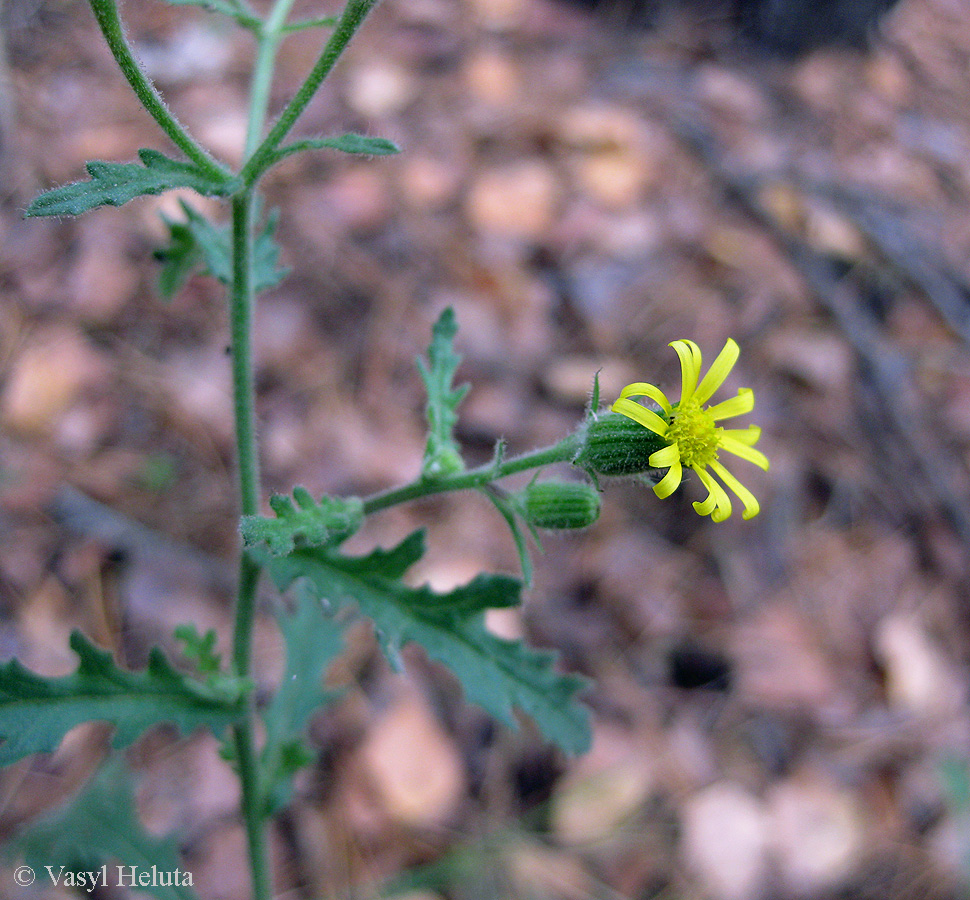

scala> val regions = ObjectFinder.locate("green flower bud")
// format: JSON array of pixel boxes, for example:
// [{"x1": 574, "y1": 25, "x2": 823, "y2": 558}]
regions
[
  {"x1": 575, "y1": 411, "x2": 669, "y2": 477},
  {"x1": 521, "y1": 480, "x2": 601, "y2": 530}
]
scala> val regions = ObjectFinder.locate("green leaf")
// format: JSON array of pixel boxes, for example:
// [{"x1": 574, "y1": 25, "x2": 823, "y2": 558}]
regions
[
  {"x1": 241, "y1": 488, "x2": 364, "y2": 556},
  {"x1": 173, "y1": 624, "x2": 220, "y2": 674},
  {"x1": 154, "y1": 200, "x2": 288, "y2": 299},
  {"x1": 173, "y1": 624, "x2": 243, "y2": 701},
  {"x1": 0, "y1": 631, "x2": 248, "y2": 764},
  {"x1": 417, "y1": 307, "x2": 469, "y2": 478},
  {"x1": 268, "y1": 133, "x2": 401, "y2": 166},
  {"x1": 25, "y1": 149, "x2": 240, "y2": 218},
  {"x1": 261, "y1": 585, "x2": 345, "y2": 814},
  {"x1": 154, "y1": 214, "x2": 200, "y2": 300},
  {"x1": 264, "y1": 534, "x2": 591, "y2": 755},
  {"x1": 9, "y1": 756, "x2": 198, "y2": 900}
]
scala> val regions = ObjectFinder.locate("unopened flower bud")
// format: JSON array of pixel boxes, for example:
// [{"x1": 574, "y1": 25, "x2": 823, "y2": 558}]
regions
[
  {"x1": 575, "y1": 411, "x2": 668, "y2": 477},
  {"x1": 520, "y1": 480, "x2": 601, "y2": 530}
]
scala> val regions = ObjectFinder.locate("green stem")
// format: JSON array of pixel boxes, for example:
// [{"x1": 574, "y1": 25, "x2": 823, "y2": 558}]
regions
[
  {"x1": 362, "y1": 435, "x2": 582, "y2": 516},
  {"x1": 232, "y1": 722, "x2": 271, "y2": 900},
  {"x1": 241, "y1": 0, "x2": 381, "y2": 185},
  {"x1": 229, "y1": 193, "x2": 261, "y2": 526},
  {"x1": 227, "y1": 191, "x2": 270, "y2": 900},
  {"x1": 87, "y1": 0, "x2": 231, "y2": 181},
  {"x1": 245, "y1": 0, "x2": 299, "y2": 157}
]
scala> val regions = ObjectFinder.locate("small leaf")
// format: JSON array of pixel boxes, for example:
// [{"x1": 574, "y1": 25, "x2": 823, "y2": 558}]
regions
[
  {"x1": 263, "y1": 535, "x2": 591, "y2": 755},
  {"x1": 269, "y1": 134, "x2": 401, "y2": 166},
  {"x1": 261, "y1": 584, "x2": 345, "y2": 814},
  {"x1": 241, "y1": 489, "x2": 364, "y2": 556},
  {"x1": 0, "y1": 631, "x2": 247, "y2": 764},
  {"x1": 8, "y1": 756, "x2": 198, "y2": 900},
  {"x1": 154, "y1": 200, "x2": 287, "y2": 298},
  {"x1": 417, "y1": 307, "x2": 469, "y2": 478},
  {"x1": 154, "y1": 215, "x2": 200, "y2": 300},
  {"x1": 26, "y1": 149, "x2": 239, "y2": 218}
]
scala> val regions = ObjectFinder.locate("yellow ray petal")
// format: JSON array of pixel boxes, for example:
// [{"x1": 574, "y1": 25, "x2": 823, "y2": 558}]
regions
[
  {"x1": 710, "y1": 460, "x2": 760, "y2": 519},
  {"x1": 653, "y1": 459, "x2": 683, "y2": 499},
  {"x1": 611, "y1": 397, "x2": 668, "y2": 436},
  {"x1": 721, "y1": 425, "x2": 761, "y2": 446},
  {"x1": 694, "y1": 466, "x2": 732, "y2": 522},
  {"x1": 694, "y1": 339, "x2": 739, "y2": 406},
  {"x1": 691, "y1": 476, "x2": 718, "y2": 516},
  {"x1": 718, "y1": 434, "x2": 770, "y2": 470},
  {"x1": 706, "y1": 388, "x2": 754, "y2": 422},
  {"x1": 649, "y1": 443, "x2": 681, "y2": 468},
  {"x1": 669, "y1": 340, "x2": 702, "y2": 402},
  {"x1": 618, "y1": 382, "x2": 673, "y2": 417}
]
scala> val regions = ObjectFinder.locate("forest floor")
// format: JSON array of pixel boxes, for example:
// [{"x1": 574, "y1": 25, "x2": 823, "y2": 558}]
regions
[{"x1": 4, "y1": 0, "x2": 970, "y2": 898}]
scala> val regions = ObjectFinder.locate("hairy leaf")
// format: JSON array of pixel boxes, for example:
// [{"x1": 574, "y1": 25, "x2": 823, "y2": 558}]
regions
[
  {"x1": 417, "y1": 307, "x2": 469, "y2": 478},
  {"x1": 261, "y1": 585, "x2": 345, "y2": 813},
  {"x1": 155, "y1": 200, "x2": 287, "y2": 299},
  {"x1": 269, "y1": 133, "x2": 401, "y2": 166},
  {"x1": 173, "y1": 623, "x2": 221, "y2": 677},
  {"x1": 241, "y1": 488, "x2": 364, "y2": 556},
  {"x1": 9, "y1": 756, "x2": 198, "y2": 900},
  {"x1": 26, "y1": 149, "x2": 239, "y2": 218},
  {"x1": 264, "y1": 534, "x2": 591, "y2": 754},
  {"x1": 154, "y1": 213, "x2": 200, "y2": 300},
  {"x1": 0, "y1": 632, "x2": 247, "y2": 764}
]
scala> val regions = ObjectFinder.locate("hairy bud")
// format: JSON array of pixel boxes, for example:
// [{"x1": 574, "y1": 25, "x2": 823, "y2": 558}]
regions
[
  {"x1": 575, "y1": 411, "x2": 668, "y2": 477},
  {"x1": 520, "y1": 480, "x2": 601, "y2": 531}
]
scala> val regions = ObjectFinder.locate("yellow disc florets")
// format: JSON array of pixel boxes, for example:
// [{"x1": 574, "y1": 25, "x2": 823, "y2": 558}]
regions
[{"x1": 665, "y1": 399, "x2": 721, "y2": 468}]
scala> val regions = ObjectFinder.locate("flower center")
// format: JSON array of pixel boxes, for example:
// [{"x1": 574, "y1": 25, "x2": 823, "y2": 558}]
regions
[{"x1": 666, "y1": 399, "x2": 721, "y2": 467}]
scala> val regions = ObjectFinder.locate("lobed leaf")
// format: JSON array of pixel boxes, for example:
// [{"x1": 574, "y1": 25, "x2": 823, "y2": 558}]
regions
[
  {"x1": 261, "y1": 585, "x2": 345, "y2": 814},
  {"x1": 0, "y1": 632, "x2": 247, "y2": 764},
  {"x1": 25, "y1": 149, "x2": 240, "y2": 218},
  {"x1": 155, "y1": 200, "x2": 288, "y2": 299},
  {"x1": 241, "y1": 488, "x2": 364, "y2": 556},
  {"x1": 263, "y1": 534, "x2": 591, "y2": 754},
  {"x1": 9, "y1": 756, "x2": 198, "y2": 900},
  {"x1": 417, "y1": 307, "x2": 469, "y2": 478}
]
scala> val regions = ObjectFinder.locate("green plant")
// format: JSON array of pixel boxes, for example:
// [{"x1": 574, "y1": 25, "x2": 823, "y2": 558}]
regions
[{"x1": 1, "y1": 2, "x2": 767, "y2": 898}]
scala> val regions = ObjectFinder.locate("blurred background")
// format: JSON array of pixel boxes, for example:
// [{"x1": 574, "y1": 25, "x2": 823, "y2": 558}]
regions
[{"x1": 3, "y1": 0, "x2": 970, "y2": 897}]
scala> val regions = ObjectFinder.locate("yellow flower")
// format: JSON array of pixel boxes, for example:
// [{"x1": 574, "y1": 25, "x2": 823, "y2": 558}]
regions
[{"x1": 611, "y1": 339, "x2": 769, "y2": 522}]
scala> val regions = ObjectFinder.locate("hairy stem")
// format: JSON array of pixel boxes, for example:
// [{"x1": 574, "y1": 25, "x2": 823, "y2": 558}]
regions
[
  {"x1": 228, "y1": 191, "x2": 270, "y2": 900},
  {"x1": 241, "y1": 0, "x2": 381, "y2": 185},
  {"x1": 87, "y1": 0, "x2": 231, "y2": 181},
  {"x1": 362, "y1": 434, "x2": 583, "y2": 515}
]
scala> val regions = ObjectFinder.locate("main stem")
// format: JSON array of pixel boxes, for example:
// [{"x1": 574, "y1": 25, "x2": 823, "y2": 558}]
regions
[{"x1": 228, "y1": 191, "x2": 271, "y2": 900}]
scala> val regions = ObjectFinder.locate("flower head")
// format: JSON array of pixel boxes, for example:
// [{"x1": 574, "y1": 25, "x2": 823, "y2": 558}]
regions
[{"x1": 611, "y1": 339, "x2": 769, "y2": 522}]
